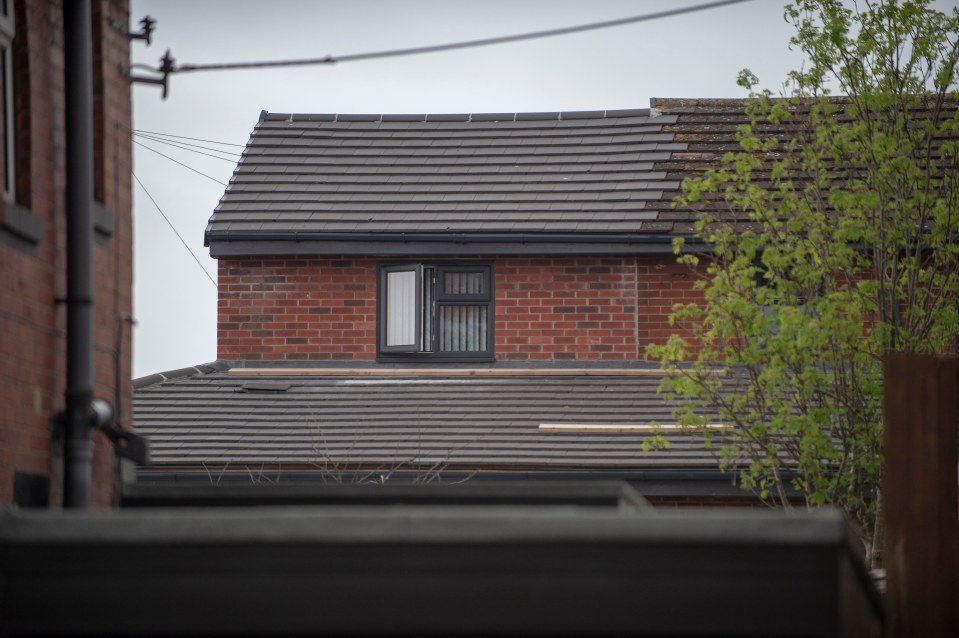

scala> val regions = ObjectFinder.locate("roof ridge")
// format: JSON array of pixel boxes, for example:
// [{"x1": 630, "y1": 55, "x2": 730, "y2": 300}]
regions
[{"x1": 259, "y1": 108, "x2": 654, "y2": 124}]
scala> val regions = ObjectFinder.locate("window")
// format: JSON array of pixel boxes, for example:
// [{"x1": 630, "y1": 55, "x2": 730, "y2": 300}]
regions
[
  {"x1": 1, "y1": 0, "x2": 14, "y2": 203},
  {"x1": 0, "y1": 0, "x2": 40, "y2": 252},
  {"x1": 378, "y1": 263, "x2": 493, "y2": 360}
]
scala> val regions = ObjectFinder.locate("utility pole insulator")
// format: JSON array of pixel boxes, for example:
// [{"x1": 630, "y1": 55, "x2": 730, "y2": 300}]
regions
[{"x1": 110, "y1": 15, "x2": 155, "y2": 45}]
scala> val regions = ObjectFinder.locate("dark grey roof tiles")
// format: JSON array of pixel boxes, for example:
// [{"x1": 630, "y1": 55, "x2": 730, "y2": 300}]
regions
[
  {"x1": 210, "y1": 98, "x2": 959, "y2": 255},
  {"x1": 134, "y1": 368, "x2": 721, "y2": 472},
  {"x1": 205, "y1": 108, "x2": 690, "y2": 250}
]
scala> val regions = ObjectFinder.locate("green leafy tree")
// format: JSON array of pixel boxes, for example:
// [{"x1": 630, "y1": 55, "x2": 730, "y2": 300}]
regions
[{"x1": 649, "y1": 0, "x2": 959, "y2": 566}]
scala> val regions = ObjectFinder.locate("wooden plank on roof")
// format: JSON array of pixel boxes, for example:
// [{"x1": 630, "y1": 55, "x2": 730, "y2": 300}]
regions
[
  {"x1": 539, "y1": 423, "x2": 731, "y2": 433},
  {"x1": 228, "y1": 367, "x2": 687, "y2": 378}
]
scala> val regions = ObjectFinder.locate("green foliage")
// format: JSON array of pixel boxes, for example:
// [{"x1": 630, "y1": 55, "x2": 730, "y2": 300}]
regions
[{"x1": 648, "y1": 0, "x2": 959, "y2": 566}]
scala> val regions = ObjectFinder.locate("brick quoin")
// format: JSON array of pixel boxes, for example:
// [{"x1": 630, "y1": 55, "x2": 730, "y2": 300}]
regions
[
  {"x1": 217, "y1": 254, "x2": 707, "y2": 362},
  {"x1": 0, "y1": 0, "x2": 132, "y2": 508}
]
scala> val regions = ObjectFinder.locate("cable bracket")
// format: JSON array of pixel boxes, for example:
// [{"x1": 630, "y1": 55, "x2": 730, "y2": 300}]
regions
[
  {"x1": 124, "y1": 49, "x2": 175, "y2": 99},
  {"x1": 110, "y1": 15, "x2": 156, "y2": 44}
]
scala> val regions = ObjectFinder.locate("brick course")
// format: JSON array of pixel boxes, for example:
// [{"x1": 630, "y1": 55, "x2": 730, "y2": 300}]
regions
[{"x1": 217, "y1": 255, "x2": 706, "y2": 362}]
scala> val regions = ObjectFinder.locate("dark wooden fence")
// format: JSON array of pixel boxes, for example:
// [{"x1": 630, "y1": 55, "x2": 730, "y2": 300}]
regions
[{"x1": 883, "y1": 354, "x2": 959, "y2": 638}]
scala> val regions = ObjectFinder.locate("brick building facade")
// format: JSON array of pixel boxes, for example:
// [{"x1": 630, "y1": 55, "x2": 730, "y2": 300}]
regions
[
  {"x1": 217, "y1": 254, "x2": 702, "y2": 362},
  {"x1": 0, "y1": 0, "x2": 132, "y2": 508},
  {"x1": 204, "y1": 106, "x2": 723, "y2": 366},
  {"x1": 134, "y1": 105, "x2": 741, "y2": 490}
]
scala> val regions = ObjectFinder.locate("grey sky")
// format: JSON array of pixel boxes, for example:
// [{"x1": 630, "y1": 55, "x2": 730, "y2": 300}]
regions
[{"x1": 129, "y1": 0, "x2": 808, "y2": 377}]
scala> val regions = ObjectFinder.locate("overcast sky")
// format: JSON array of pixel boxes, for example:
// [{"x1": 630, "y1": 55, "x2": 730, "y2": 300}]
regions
[{"x1": 129, "y1": 0, "x2": 814, "y2": 377}]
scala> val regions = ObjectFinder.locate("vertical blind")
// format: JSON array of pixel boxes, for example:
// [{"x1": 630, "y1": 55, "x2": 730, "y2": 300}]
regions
[
  {"x1": 439, "y1": 306, "x2": 488, "y2": 352},
  {"x1": 385, "y1": 270, "x2": 417, "y2": 347},
  {"x1": 443, "y1": 271, "x2": 485, "y2": 296},
  {"x1": 438, "y1": 270, "x2": 488, "y2": 352}
]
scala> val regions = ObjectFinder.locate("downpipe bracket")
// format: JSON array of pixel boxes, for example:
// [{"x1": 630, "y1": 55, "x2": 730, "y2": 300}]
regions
[{"x1": 53, "y1": 398, "x2": 150, "y2": 466}]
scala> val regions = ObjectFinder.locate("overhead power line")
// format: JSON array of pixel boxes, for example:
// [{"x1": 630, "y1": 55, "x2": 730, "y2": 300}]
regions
[
  {"x1": 132, "y1": 131, "x2": 242, "y2": 155},
  {"x1": 132, "y1": 171, "x2": 218, "y2": 290},
  {"x1": 164, "y1": 0, "x2": 756, "y2": 74},
  {"x1": 132, "y1": 132, "x2": 241, "y2": 161},
  {"x1": 133, "y1": 140, "x2": 228, "y2": 186},
  {"x1": 131, "y1": 129, "x2": 246, "y2": 148}
]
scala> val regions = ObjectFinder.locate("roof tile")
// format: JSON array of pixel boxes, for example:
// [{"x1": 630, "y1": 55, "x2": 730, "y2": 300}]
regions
[
  {"x1": 207, "y1": 102, "x2": 758, "y2": 249},
  {"x1": 134, "y1": 368, "x2": 721, "y2": 471}
]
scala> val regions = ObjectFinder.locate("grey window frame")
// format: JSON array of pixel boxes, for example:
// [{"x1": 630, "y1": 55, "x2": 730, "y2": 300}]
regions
[
  {"x1": 377, "y1": 261, "x2": 494, "y2": 362},
  {"x1": 380, "y1": 263, "x2": 423, "y2": 353}
]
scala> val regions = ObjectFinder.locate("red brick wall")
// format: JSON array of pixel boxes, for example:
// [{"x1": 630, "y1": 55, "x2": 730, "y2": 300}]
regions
[
  {"x1": 496, "y1": 257, "x2": 638, "y2": 361},
  {"x1": 217, "y1": 254, "x2": 706, "y2": 362},
  {"x1": 90, "y1": 0, "x2": 133, "y2": 508},
  {"x1": 218, "y1": 258, "x2": 378, "y2": 361},
  {"x1": 0, "y1": 0, "x2": 132, "y2": 508},
  {"x1": 636, "y1": 255, "x2": 704, "y2": 346}
]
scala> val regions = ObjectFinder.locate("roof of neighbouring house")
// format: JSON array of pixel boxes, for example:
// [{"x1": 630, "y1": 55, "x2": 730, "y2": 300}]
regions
[
  {"x1": 133, "y1": 363, "x2": 733, "y2": 482},
  {"x1": 205, "y1": 99, "x2": 751, "y2": 257}
]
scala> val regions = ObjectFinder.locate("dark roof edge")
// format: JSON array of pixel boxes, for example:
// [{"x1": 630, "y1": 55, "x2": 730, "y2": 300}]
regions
[
  {"x1": 206, "y1": 232, "x2": 693, "y2": 244},
  {"x1": 259, "y1": 108, "x2": 653, "y2": 123},
  {"x1": 205, "y1": 233, "x2": 704, "y2": 257},
  {"x1": 133, "y1": 360, "x2": 231, "y2": 389},
  {"x1": 208, "y1": 239, "x2": 696, "y2": 258}
]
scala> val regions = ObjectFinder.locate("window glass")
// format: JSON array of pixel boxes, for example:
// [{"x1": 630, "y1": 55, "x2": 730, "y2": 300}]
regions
[
  {"x1": 0, "y1": 2, "x2": 13, "y2": 202},
  {"x1": 439, "y1": 306, "x2": 488, "y2": 352},
  {"x1": 385, "y1": 269, "x2": 417, "y2": 348},
  {"x1": 443, "y1": 271, "x2": 485, "y2": 296}
]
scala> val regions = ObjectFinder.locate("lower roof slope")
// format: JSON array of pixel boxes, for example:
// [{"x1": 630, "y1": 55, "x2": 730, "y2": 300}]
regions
[{"x1": 133, "y1": 364, "x2": 722, "y2": 475}]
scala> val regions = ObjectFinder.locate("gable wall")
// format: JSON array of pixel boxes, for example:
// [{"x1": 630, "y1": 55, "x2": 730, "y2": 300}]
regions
[{"x1": 217, "y1": 254, "x2": 705, "y2": 362}]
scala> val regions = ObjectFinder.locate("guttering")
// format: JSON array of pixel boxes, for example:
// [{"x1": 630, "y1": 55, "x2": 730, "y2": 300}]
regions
[
  {"x1": 208, "y1": 233, "x2": 708, "y2": 258},
  {"x1": 205, "y1": 232, "x2": 706, "y2": 257},
  {"x1": 205, "y1": 231, "x2": 696, "y2": 246}
]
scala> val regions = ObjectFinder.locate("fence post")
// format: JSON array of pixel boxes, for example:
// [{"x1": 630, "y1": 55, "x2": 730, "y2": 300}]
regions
[{"x1": 883, "y1": 353, "x2": 958, "y2": 638}]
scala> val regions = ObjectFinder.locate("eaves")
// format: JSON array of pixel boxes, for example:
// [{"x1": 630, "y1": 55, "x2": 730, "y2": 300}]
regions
[{"x1": 206, "y1": 232, "x2": 706, "y2": 258}]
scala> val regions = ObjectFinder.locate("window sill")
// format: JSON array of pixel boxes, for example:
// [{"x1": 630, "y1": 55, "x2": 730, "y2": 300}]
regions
[
  {"x1": 376, "y1": 353, "x2": 495, "y2": 364},
  {"x1": 93, "y1": 201, "x2": 115, "y2": 238},
  {"x1": 1, "y1": 199, "x2": 42, "y2": 254}
]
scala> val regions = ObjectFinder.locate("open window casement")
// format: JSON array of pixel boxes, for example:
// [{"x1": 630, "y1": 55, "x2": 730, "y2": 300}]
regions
[
  {"x1": 378, "y1": 262, "x2": 493, "y2": 360},
  {"x1": 382, "y1": 264, "x2": 423, "y2": 352}
]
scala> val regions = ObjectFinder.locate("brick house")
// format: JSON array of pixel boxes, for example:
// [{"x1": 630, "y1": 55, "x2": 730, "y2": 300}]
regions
[
  {"x1": 134, "y1": 100, "x2": 761, "y2": 502},
  {"x1": 0, "y1": 0, "x2": 133, "y2": 508},
  {"x1": 210, "y1": 105, "x2": 708, "y2": 363}
]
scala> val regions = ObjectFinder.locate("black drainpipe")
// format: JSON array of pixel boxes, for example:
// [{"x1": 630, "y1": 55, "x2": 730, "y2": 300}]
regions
[{"x1": 63, "y1": 0, "x2": 95, "y2": 508}]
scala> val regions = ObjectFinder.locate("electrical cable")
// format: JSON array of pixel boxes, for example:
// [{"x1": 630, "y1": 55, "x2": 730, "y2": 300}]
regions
[
  {"x1": 164, "y1": 0, "x2": 757, "y2": 74},
  {"x1": 131, "y1": 129, "x2": 246, "y2": 148},
  {"x1": 133, "y1": 139, "x2": 228, "y2": 186},
  {"x1": 132, "y1": 130, "x2": 242, "y2": 155},
  {"x1": 132, "y1": 170, "x2": 218, "y2": 290},
  {"x1": 132, "y1": 132, "x2": 241, "y2": 161}
]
